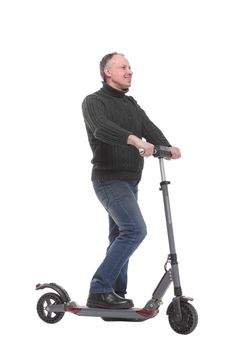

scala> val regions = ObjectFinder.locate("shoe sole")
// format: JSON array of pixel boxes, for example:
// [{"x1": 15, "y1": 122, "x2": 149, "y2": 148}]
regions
[{"x1": 87, "y1": 302, "x2": 133, "y2": 309}]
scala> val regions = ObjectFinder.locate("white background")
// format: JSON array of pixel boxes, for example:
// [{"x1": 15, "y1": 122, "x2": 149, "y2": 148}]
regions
[{"x1": 1, "y1": 0, "x2": 233, "y2": 348}]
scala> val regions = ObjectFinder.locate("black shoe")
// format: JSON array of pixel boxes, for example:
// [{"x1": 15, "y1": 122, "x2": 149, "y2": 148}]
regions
[
  {"x1": 116, "y1": 292, "x2": 126, "y2": 298},
  {"x1": 87, "y1": 292, "x2": 134, "y2": 309}
]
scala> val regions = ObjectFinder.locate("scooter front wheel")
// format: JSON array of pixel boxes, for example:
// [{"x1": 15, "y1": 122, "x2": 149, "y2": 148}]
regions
[
  {"x1": 167, "y1": 300, "x2": 198, "y2": 334},
  {"x1": 37, "y1": 292, "x2": 65, "y2": 324}
]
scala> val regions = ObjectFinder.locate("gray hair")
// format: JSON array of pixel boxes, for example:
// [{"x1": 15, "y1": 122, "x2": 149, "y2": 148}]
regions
[{"x1": 99, "y1": 52, "x2": 124, "y2": 81}]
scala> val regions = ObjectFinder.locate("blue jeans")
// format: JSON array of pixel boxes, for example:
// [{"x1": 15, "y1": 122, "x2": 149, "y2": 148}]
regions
[{"x1": 90, "y1": 180, "x2": 147, "y2": 295}]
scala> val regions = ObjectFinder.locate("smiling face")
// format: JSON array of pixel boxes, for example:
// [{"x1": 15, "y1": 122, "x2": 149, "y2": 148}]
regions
[{"x1": 104, "y1": 54, "x2": 133, "y2": 90}]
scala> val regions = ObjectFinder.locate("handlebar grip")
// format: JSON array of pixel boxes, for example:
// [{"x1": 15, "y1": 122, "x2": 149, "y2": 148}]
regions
[{"x1": 153, "y1": 145, "x2": 172, "y2": 158}]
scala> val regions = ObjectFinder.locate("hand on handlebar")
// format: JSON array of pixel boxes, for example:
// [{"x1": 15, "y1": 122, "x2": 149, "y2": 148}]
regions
[
  {"x1": 138, "y1": 142, "x2": 155, "y2": 157},
  {"x1": 166, "y1": 146, "x2": 181, "y2": 160},
  {"x1": 127, "y1": 135, "x2": 181, "y2": 159},
  {"x1": 127, "y1": 135, "x2": 154, "y2": 157},
  {"x1": 140, "y1": 145, "x2": 181, "y2": 159}
]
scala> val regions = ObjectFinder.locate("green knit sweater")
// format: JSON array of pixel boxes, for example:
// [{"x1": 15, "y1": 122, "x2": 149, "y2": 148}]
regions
[{"x1": 82, "y1": 82, "x2": 170, "y2": 181}]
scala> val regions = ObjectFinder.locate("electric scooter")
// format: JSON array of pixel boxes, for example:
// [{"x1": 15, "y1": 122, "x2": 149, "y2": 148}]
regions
[{"x1": 35, "y1": 145, "x2": 198, "y2": 335}]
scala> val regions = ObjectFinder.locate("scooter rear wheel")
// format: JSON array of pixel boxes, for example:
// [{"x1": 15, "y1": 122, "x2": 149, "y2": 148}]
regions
[
  {"x1": 37, "y1": 292, "x2": 64, "y2": 324},
  {"x1": 167, "y1": 300, "x2": 198, "y2": 334}
]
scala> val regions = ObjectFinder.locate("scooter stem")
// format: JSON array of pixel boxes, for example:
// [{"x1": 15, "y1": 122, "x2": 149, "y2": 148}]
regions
[
  {"x1": 159, "y1": 158, "x2": 166, "y2": 182},
  {"x1": 158, "y1": 157, "x2": 182, "y2": 297}
]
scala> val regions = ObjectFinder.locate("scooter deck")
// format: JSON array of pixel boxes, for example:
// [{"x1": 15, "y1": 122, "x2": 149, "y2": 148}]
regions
[{"x1": 49, "y1": 303, "x2": 159, "y2": 321}]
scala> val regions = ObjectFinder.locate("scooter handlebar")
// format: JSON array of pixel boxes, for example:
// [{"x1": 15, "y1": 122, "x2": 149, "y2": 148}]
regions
[
  {"x1": 153, "y1": 145, "x2": 172, "y2": 158},
  {"x1": 139, "y1": 145, "x2": 172, "y2": 158}
]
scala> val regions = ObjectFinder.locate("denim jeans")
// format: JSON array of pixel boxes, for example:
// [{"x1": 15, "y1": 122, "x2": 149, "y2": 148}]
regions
[{"x1": 90, "y1": 180, "x2": 147, "y2": 294}]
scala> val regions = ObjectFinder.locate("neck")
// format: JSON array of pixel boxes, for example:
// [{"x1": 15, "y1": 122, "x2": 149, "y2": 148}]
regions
[
  {"x1": 101, "y1": 82, "x2": 128, "y2": 98},
  {"x1": 107, "y1": 82, "x2": 124, "y2": 91},
  {"x1": 105, "y1": 80, "x2": 129, "y2": 92}
]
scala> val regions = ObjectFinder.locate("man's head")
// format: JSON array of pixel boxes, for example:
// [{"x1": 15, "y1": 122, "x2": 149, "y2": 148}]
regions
[{"x1": 99, "y1": 52, "x2": 133, "y2": 90}]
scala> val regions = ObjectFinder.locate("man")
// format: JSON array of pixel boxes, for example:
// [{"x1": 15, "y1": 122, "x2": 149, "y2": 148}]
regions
[{"x1": 82, "y1": 52, "x2": 181, "y2": 309}]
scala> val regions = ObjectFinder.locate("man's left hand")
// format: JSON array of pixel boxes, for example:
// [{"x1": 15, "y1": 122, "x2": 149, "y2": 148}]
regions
[{"x1": 167, "y1": 147, "x2": 181, "y2": 160}]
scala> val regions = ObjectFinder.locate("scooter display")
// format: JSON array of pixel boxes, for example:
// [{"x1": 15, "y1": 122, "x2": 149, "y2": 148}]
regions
[{"x1": 35, "y1": 145, "x2": 198, "y2": 335}]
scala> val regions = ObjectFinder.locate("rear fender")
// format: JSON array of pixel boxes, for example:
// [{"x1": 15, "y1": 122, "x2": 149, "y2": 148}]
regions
[{"x1": 36, "y1": 282, "x2": 71, "y2": 303}]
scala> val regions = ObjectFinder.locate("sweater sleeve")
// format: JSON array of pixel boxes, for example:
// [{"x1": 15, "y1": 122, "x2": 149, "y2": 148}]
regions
[
  {"x1": 128, "y1": 96, "x2": 171, "y2": 147},
  {"x1": 141, "y1": 112, "x2": 171, "y2": 147},
  {"x1": 82, "y1": 95, "x2": 132, "y2": 145}
]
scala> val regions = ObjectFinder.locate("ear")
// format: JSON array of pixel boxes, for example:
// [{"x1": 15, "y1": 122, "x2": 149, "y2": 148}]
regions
[{"x1": 104, "y1": 66, "x2": 112, "y2": 79}]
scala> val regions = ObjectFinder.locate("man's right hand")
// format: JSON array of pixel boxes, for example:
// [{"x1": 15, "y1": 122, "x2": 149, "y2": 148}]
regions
[{"x1": 127, "y1": 135, "x2": 154, "y2": 157}]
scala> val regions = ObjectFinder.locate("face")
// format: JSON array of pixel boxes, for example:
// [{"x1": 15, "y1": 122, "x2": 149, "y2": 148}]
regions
[{"x1": 104, "y1": 54, "x2": 133, "y2": 90}]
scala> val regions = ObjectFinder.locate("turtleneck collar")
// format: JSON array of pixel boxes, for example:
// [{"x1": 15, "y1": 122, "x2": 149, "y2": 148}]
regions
[{"x1": 101, "y1": 81, "x2": 129, "y2": 98}]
